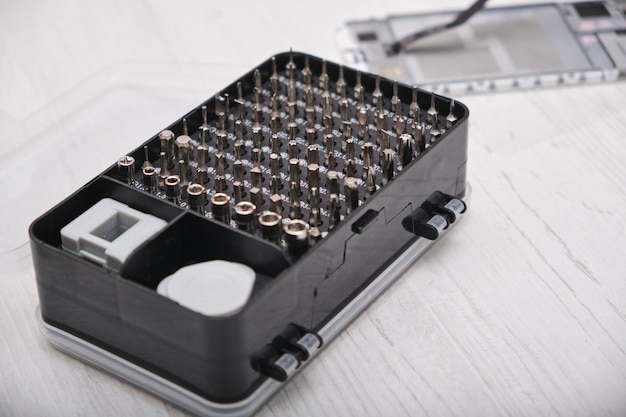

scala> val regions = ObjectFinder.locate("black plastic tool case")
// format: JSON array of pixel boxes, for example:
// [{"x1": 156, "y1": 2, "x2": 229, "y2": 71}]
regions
[{"x1": 30, "y1": 52, "x2": 469, "y2": 416}]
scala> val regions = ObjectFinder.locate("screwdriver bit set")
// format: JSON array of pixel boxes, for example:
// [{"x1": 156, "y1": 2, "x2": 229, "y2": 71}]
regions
[{"x1": 31, "y1": 52, "x2": 469, "y2": 416}]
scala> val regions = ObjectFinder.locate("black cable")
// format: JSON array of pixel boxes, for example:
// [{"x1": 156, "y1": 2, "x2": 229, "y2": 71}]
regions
[{"x1": 385, "y1": 0, "x2": 489, "y2": 56}]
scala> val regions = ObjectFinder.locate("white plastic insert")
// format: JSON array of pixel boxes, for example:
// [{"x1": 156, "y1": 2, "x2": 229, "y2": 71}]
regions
[
  {"x1": 60, "y1": 198, "x2": 167, "y2": 271},
  {"x1": 157, "y1": 260, "x2": 256, "y2": 317}
]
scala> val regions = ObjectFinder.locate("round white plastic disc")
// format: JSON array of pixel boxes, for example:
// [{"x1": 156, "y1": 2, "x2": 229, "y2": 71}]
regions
[{"x1": 157, "y1": 260, "x2": 256, "y2": 317}]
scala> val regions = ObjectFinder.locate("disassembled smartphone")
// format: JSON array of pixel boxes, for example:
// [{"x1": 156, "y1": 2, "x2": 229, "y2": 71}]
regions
[
  {"x1": 338, "y1": 1, "x2": 626, "y2": 94},
  {"x1": 32, "y1": 52, "x2": 469, "y2": 417}
]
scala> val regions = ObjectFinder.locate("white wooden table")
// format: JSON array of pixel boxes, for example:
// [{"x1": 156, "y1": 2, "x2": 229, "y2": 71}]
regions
[{"x1": 1, "y1": 1, "x2": 625, "y2": 416}]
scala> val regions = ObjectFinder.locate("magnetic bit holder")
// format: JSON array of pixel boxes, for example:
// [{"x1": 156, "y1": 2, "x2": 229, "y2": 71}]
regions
[
  {"x1": 402, "y1": 191, "x2": 467, "y2": 240},
  {"x1": 60, "y1": 198, "x2": 167, "y2": 271}
]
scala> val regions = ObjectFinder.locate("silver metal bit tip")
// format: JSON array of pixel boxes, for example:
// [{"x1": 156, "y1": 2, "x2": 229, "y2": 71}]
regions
[
  {"x1": 270, "y1": 193, "x2": 284, "y2": 214},
  {"x1": 307, "y1": 163, "x2": 320, "y2": 189},
  {"x1": 430, "y1": 112, "x2": 441, "y2": 142},
  {"x1": 391, "y1": 80, "x2": 399, "y2": 108},
  {"x1": 446, "y1": 99, "x2": 458, "y2": 129},
  {"x1": 234, "y1": 201, "x2": 257, "y2": 233},
  {"x1": 269, "y1": 153, "x2": 281, "y2": 177},
  {"x1": 142, "y1": 146, "x2": 153, "y2": 170},
  {"x1": 158, "y1": 151, "x2": 171, "y2": 189},
  {"x1": 372, "y1": 75, "x2": 383, "y2": 106},
  {"x1": 178, "y1": 159, "x2": 190, "y2": 198},
  {"x1": 336, "y1": 64, "x2": 347, "y2": 96},
  {"x1": 344, "y1": 177, "x2": 359, "y2": 214},
  {"x1": 270, "y1": 57, "x2": 279, "y2": 96},
  {"x1": 365, "y1": 167, "x2": 376, "y2": 198},
  {"x1": 232, "y1": 180, "x2": 245, "y2": 204},
  {"x1": 250, "y1": 165, "x2": 263, "y2": 189},
  {"x1": 289, "y1": 181, "x2": 302, "y2": 220},
  {"x1": 254, "y1": 69, "x2": 262, "y2": 91},
  {"x1": 409, "y1": 86, "x2": 420, "y2": 120},
  {"x1": 188, "y1": 183, "x2": 207, "y2": 214},
  {"x1": 117, "y1": 155, "x2": 135, "y2": 184},
  {"x1": 427, "y1": 93, "x2": 437, "y2": 124},
  {"x1": 165, "y1": 175, "x2": 181, "y2": 204},
  {"x1": 182, "y1": 118, "x2": 189, "y2": 136},
  {"x1": 361, "y1": 142, "x2": 374, "y2": 170},
  {"x1": 233, "y1": 159, "x2": 245, "y2": 182},
  {"x1": 328, "y1": 193, "x2": 341, "y2": 231},
  {"x1": 326, "y1": 170, "x2": 339, "y2": 196},
  {"x1": 159, "y1": 130, "x2": 175, "y2": 167},
  {"x1": 250, "y1": 187, "x2": 264, "y2": 214},
  {"x1": 289, "y1": 158, "x2": 300, "y2": 185},
  {"x1": 142, "y1": 166, "x2": 157, "y2": 193},
  {"x1": 398, "y1": 133, "x2": 414, "y2": 170},
  {"x1": 211, "y1": 192, "x2": 231, "y2": 224},
  {"x1": 284, "y1": 219, "x2": 310, "y2": 256},
  {"x1": 288, "y1": 138, "x2": 298, "y2": 159},
  {"x1": 259, "y1": 211, "x2": 283, "y2": 244},
  {"x1": 214, "y1": 175, "x2": 226, "y2": 192},
  {"x1": 354, "y1": 71, "x2": 363, "y2": 100},
  {"x1": 381, "y1": 148, "x2": 394, "y2": 185},
  {"x1": 307, "y1": 144, "x2": 319, "y2": 165}
]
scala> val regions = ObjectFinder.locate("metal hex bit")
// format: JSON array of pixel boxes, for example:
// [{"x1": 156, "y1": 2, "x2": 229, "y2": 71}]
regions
[
  {"x1": 284, "y1": 219, "x2": 310, "y2": 256},
  {"x1": 252, "y1": 126, "x2": 263, "y2": 149},
  {"x1": 233, "y1": 159, "x2": 245, "y2": 182},
  {"x1": 270, "y1": 57, "x2": 279, "y2": 96},
  {"x1": 259, "y1": 211, "x2": 283, "y2": 244},
  {"x1": 117, "y1": 155, "x2": 135, "y2": 185},
  {"x1": 158, "y1": 151, "x2": 171, "y2": 190},
  {"x1": 288, "y1": 140, "x2": 299, "y2": 160},
  {"x1": 250, "y1": 187, "x2": 264, "y2": 213},
  {"x1": 234, "y1": 201, "x2": 256, "y2": 233},
  {"x1": 175, "y1": 135, "x2": 193, "y2": 168},
  {"x1": 381, "y1": 149, "x2": 394, "y2": 186},
  {"x1": 142, "y1": 146, "x2": 153, "y2": 170},
  {"x1": 269, "y1": 193, "x2": 284, "y2": 215},
  {"x1": 165, "y1": 175, "x2": 181, "y2": 204},
  {"x1": 327, "y1": 193, "x2": 341, "y2": 231},
  {"x1": 365, "y1": 167, "x2": 376, "y2": 199},
  {"x1": 409, "y1": 86, "x2": 420, "y2": 121},
  {"x1": 307, "y1": 144, "x2": 319, "y2": 165},
  {"x1": 211, "y1": 192, "x2": 231, "y2": 223},
  {"x1": 214, "y1": 175, "x2": 226, "y2": 193},
  {"x1": 289, "y1": 158, "x2": 300, "y2": 185},
  {"x1": 430, "y1": 112, "x2": 442, "y2": 142},
  {"x1": 178, "y1": 159, "x2": 190, "y2": 198},
  {"x1": 306, "y1": 127, "x2": 316, "y2": 146},
  {"x1": 361, "y1": 142, "x2": 374, "y2": 171},
  {"x1": 427, "y1": 94, "x2": 437, "y2": 124},
  {"x1": 232, "y1": 181, "x2": 245, "y2": 204},
  {"x1": 344, "y1": 177, "x2": 359, "y2": 215},
  {"x1": 446, "y1": 99, "x2": 458, "y2": 128},
  {"x1": 188, "y1": 183, "x2": 207, "y2": 214},
  {"x1": 372, "y1": 75, "x2": 383, "y2": 107},
  {"x1": 142, "y1": 166, "x2": 157, "y2": 193},
  {"x1": 159, "y1": 130, "x2": 175, "y2": 168},
  {"x1": 307, "y1": 163, "x2": 320, "y2": 190},
  {"x1": 269, "y1": 153, "x2": 281, "y2": 178},
  {"x1": 289, "y1": 181, "x2": 302, "y2": 219},
  {"x1": 397, "y1": 133, "x2": 414, "y2": 171},
  {"x1": 413, "y1": 121, "x2": 426, "y2": 155}
]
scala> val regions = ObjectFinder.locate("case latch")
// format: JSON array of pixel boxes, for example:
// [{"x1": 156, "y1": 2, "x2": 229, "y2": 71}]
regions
[
  {"x1": 402, "y1": 191, "x2": 466, "y2": 240},
  {"x1": 251, "y1": 324, "x2": 323, "y2": 382}
]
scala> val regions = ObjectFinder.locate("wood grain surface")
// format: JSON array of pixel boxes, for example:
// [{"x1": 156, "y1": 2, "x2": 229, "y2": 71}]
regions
[{"x1": 1, "y1": 1, "x2": 625, "y2": 416}]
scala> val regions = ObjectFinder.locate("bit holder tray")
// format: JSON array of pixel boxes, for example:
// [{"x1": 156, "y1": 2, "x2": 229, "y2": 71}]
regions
[{"x1": 30, "y1": 52, "x2": 469, "y2": 416}]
